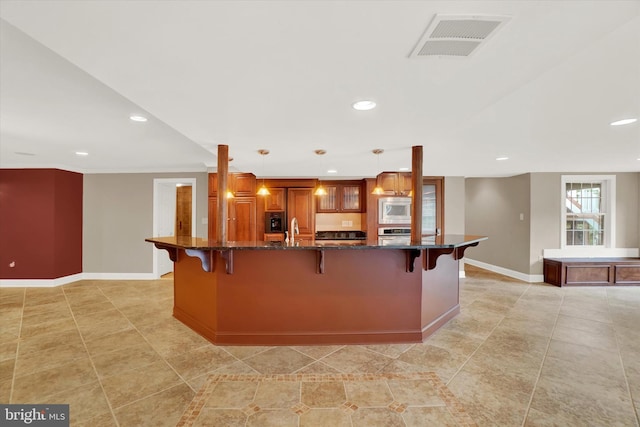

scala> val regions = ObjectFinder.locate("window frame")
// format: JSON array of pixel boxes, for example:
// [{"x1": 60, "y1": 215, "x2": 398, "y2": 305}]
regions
[{"x1": 560, "y1": 175, "x2": 616, "y2": 249}]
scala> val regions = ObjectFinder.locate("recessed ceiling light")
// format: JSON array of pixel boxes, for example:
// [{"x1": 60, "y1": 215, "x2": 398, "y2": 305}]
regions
[
  {"x1": 399, "y1": 167, "x2": 410, "y2": 171},
  {"x1": 352, "y1": 100, "x2": 376, "y2": 111},
  {"x1": 75, "y1": 151, "x2": 89, "y2": 156},
  {"x1": 327, "y1": 169, "x2": 338, "y2": 174},
  {"x1": 129, "y1": 115, "x2": 148, "y2": 122},
  {"x1": 496, "y1": 156, "x2": 509, "y2": 161},
  {"x1": 610, "y1": 118, "x2": 637, "y2": 126}
]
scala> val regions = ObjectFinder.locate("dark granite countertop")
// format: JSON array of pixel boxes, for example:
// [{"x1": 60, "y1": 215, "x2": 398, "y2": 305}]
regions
[{"x1": 146, "y1": 235, "x2": 487, "y2": 250}]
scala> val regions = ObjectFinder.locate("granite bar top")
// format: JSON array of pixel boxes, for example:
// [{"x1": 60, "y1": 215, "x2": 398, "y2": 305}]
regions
[{"x1": 146, "y1": 235, "x2": 487, "y2": 251}]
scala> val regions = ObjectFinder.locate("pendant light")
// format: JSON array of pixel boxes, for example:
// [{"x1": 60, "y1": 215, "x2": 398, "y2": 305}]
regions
[
  {"x1": 256, "y1": 149, "x2": 271, "y2": 196},
  {"x1": 314, "y1": 149, "x2": 328, "y2": 196},
  {"x1": 371, "y1": 149, "x2": 385, "y2": 195}
]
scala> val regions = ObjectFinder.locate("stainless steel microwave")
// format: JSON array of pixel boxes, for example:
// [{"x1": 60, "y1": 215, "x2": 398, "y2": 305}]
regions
[{"x1": 378, "y1": 197, "x2": 411, "y2": 224}]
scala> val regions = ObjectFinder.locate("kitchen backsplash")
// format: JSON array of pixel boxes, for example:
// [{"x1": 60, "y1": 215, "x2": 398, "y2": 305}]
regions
[{"x1": 315, "y1": 213, "x2": 364, "y2": 231}]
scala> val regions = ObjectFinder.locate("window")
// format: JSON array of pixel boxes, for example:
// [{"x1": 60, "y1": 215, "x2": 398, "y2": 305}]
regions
[{"x1": 561, "y1": 175, "x2": 615, "y2": 248}]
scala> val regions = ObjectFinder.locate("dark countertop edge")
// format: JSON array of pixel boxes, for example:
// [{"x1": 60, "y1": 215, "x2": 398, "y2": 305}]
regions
[{"x1": 145, "y1": 235, "x2": 488, "y2": 250}]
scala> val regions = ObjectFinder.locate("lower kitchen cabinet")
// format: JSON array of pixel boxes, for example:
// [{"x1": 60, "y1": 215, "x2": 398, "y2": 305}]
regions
[{"x1": 209, "y1": 196, "x2": 257, "y2": 241}]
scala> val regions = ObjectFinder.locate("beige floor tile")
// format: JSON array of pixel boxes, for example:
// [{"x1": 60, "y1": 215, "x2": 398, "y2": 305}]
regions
[
  {"x1": 143, "y1": 328, "x2": 209, "y2": 358},
  {"x1": 294, "y1": 360, "x2": 341, "y2": 374},
  {"x1": 426, "y1": 328, "x2": 485, "y2": 357},
  {"x1": 528, "y1": 375, "x2": 637, "y2": 426},
  {"x1": 0, "y1": 318, "x2": 21, "y2": 340},
  {"x1": 344, "y1": 380, "x2": 394, "y2": 407},
  {"x1": 46, "y1": 380, "x2": 111, "y2": 424},
  {"x1": 300, "y1": 408, "x2": 350, "y2": 427},
  {"x1": 350, "y1": 407, "x2": 405, "y2": 427},
  {"x1": 21, "y1": 300, "x2": 69, "y2": 318},
  {"x1": 253, "y1": 381, "x2": 300, "y2": 408},
  {"x1": 558, "y1": 303, "x2": 612, "y2": 323},
  {"x1": 20, "y1": 308, "x2": 73, "y2": 327},
  {"x1": 448, "y1": 359, "x2": 537, "y2": 407},
  {"x1": 101, "y1": 359, "x2": 183, "y2": 408},
  {"x1": 0, "y1": 358, "x2": 15, "y2": 382},
  {"x1": 301, "y1": 381, "x2": 346, "y2": 407},
  {"x1": 220, "y1": 345, "x2": 273, "y2": 360},
  {"x1": 290, "y1": 345, "x2": 344, "y2": 360},
  {"x1": 193, "y1": 408, "x2": 246, "y2": 427},
  {"x1": 402, "y1": 406, "x2": 459, "y2": 427},
  {"x1": 114, "y1": 383, "x2": 194, "y2": 427},
  {"x1": 0, "y1": 339, "x2": 18, "y2": 361},
  {"x1": 19, "y1": 316, "x2": 77, "y2": 339},
  {"x1": 321, "y1": 346, "x2": 393, "y2": 374},
  {"x1": 546, "y1": 339, "x2": 625, "y2": 378},
  {"x1": 441, "y1": 309, "x2": 504, "y2": 340},
  {"x1": 0, "y1": 378, "x2": 11, "y2": 402},
  {"x1": 243, "y1": 347, "x2": 315, "y2": 374},
  {"x1": 363, "y1": 343, "x2": 414, "y2": 359},
  {"x1": 204, "y1": 380, "x2": 259, "y2": 408},
  {"x1": 211, "y1": 360, "x2": 259, "y2": 375},
  {"x1": 92, "y1": 342, "x2": 163, "y2": 379},
  {"x1": 11, "y1": 357, "x2": 97, "y2": 403},
  {"x1": 18, "y1": 328, "x2": 84, "y2": 356},
  {"x1": 166, "y1": 345, "x2": 236, "y2": 380},
  {"x1": 74, "y1": 411, "x2": 118, "y2": 427},
  {"x1": 14, "y1": 342, "x2": 89, "y2": 377},
  {"x1": 84, "y1": 329, "x2": 147, "y2": 356},
  {"x1": 387, "y1": 378, "x2": 444, "y2": 406},
  {"x1": 69, "y1": 300, "x2": 117, "y2": 316},
  {"x1": 77, "y1": 316, "x2": 134, "y2": 342},
  {"x1": 246, "y1": 409, "x2": 298, "y2": 427},
  {"x1": 396, "y1": 344, "x2": 468, "y2": 383},
  {"x1": 551, "y1": 324, "x2": 619, "y2": 352},
  {"x1": 0, "y1": 301, "x2": 23, "y2": 321},
  {"x1": 73, "y1": 307, "x2": 129, "y2": 329}
]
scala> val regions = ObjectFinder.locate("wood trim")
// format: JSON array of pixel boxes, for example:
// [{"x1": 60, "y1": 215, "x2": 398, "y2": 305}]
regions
[
  {"x1": 411, "y1": 146, "x2": 423, "y2": 242},
  {"x1": 216, "y1": 145, "x2": 229, "y2": 243}
]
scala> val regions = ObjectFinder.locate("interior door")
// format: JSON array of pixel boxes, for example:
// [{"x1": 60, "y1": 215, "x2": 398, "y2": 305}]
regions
[{"x1": 175, "y1": 185, "x2": 192, "y2": 237}]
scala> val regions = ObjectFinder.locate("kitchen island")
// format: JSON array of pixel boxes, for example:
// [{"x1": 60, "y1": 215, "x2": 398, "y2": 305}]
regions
[{"x1": 146, "y1": 235, "x2": 486, "y2": 345}]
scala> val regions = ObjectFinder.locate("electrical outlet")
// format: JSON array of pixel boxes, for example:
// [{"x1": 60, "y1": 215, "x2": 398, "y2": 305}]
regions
[
  {"x1": 202, "y1": 218, "x2": 208, "y2": 224},
  {"x1": 342, "y1": 220, "x2": 353, "y2": 227}
]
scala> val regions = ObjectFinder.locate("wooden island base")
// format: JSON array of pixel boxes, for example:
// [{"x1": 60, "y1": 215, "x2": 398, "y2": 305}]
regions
[
  {"x1": 173, "y1": 249, "x2": 458, "y2": 345},
  {"x1": 147, "y1": 235, "x2": 485, "y2": 346}
]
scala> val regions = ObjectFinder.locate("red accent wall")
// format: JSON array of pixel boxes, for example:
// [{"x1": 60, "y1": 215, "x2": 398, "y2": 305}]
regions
[{"x1": 0, "y1": 169, "x2": 83, "y2": 279}]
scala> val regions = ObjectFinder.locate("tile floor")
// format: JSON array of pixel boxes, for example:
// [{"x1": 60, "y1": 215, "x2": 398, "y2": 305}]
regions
[{"x1": 1, "y1": 265, "x2": 639, "y2": 426}]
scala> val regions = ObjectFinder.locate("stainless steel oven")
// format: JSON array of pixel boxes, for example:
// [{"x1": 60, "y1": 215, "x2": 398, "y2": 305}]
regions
[
  {"x1": 378, "y1": 197, "x2": 411, "y2": 224},
  {"x1": 377, "y1": 227, "x2": 411, "y2": 245}
]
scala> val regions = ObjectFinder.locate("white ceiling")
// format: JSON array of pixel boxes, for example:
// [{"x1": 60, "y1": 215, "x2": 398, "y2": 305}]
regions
[{"x1": 1, "y1": 1, "x2": 639, "y2": 178}]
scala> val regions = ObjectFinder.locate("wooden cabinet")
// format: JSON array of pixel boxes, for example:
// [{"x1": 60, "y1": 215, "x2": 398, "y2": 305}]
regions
[
  {"x1": 208, "y1": 195, "x2": 257, "y2": 241},
  {"x1": 287, "y1": 188, "x2": 314, "y2": 235},
  {"x1": 377, "y1": 172, "x2": 412, "y2": 196},
  {"x1": 264, "y1": 233, "x2": 284, "y2": 242},
  {"x1": 209, "y1": 173, "x2": 256, "y2": 197},
  {"x1": 316, "y1": 180, "x2": 363, "y2": 213},
  {"x1": 264, "y1": 188, "x2": 286, "y2": 212}
]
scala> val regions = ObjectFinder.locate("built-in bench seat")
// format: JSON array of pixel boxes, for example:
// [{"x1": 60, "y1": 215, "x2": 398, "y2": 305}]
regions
[{"x1": 543, "y1": 257, "x2": 640, "y2": 287}]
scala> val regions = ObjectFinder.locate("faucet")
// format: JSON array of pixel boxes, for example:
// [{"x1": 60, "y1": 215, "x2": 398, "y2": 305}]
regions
[{"x1": 290, "y1": 217, "x2": 299, "y2": 245}]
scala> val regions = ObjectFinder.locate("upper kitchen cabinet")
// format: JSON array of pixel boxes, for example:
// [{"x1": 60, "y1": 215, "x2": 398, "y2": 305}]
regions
[
  {"x1": 316, "y1": 180, "x2": 364, "y2": 213},
  {"x1": 264, "y1": 188, "x2": 286, "y2": 212},
  {"x1": 209, "y1": 173, "x2": 256, "y2": 197},
  {"x1": 376, "y1": 172, "x2": 412, "y2": 196},
  {"x1": 287, "y1": 188, "x2": 315, "y2": 236}
]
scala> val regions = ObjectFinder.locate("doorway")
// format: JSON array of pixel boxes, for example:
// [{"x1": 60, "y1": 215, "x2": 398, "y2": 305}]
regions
[{"x1": 153, "y1": 178, "x2": 197, "y2": 279}]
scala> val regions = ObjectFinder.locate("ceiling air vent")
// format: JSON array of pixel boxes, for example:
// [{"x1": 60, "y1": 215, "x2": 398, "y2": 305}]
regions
[{"x1": 409, "y1": 14, "x2": 510, "y2": 58}]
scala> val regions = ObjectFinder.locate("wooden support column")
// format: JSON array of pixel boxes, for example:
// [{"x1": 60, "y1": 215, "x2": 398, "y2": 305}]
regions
[
  {"x1": 411, "y1": 145, "x2": 423, "y2": 244},
  {"x1": 217, "y1": 144, "x2": 229, "y2": 243}
]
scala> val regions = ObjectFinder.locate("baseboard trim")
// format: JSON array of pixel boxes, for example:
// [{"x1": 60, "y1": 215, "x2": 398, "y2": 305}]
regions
[
  {"x1": 0, "y1": 273, "x2": 84, "y2": 288},
  {"x1": 465, "y1": 259, "x2": 544, "y2": 283},
  {"x1": 82, "y1": 273, "x2": 156, "y2": 280},
  {"x1": 0, "y1": 272, "x2": 156, "y2": 287}
]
